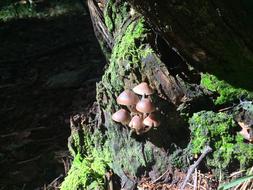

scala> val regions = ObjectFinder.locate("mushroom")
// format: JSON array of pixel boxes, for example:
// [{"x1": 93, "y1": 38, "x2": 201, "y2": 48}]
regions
[
  {"x1": 143, "y1": 113, "x2": 160, "y2": 128},
  {"x1": 129, "y1": 115, "x2": 145, "y2": 134},
  {"x1": 112, "y1": 109, "x2": 131, "y2": 125},
  {"x1": 117, "y1": 90, "x2": 139, "y2": 112},
  {"x1": 133, "y1": 82, "x2": 154, "y2": 98},
  {"x1": 136, "y1": 98, "x2": 155, "y2": 117}
]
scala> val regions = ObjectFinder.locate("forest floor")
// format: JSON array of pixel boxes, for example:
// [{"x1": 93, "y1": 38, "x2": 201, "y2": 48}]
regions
[{"x1": 0, "y1": 6, "x2": 106, "y2": 190}]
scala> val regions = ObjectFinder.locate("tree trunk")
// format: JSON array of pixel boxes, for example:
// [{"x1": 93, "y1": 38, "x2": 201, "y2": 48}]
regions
[{"x1": 61, "y1": 0, "x2": 253, "y2": 189}]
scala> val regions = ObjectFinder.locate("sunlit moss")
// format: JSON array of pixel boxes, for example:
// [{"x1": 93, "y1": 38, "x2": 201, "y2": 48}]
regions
[
  {"x1": 111, "y1": 19, "x2": 148, "y2": 62},
  {"x1": 200, "y1": 73, "x2": 253, "y2": 105},
  {"x1": 61, "y1": 128, "x2": 112, "y2": 190},
  {"x1": 188, "y1": 111, "x2": 253, "y2": 177},
  {"x1": 102, "y1": 17, "x2": 153, "y2": 94}
]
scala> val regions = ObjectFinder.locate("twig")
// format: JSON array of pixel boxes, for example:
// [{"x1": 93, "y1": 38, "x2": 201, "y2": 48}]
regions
[
  {"x1": 235, "y1": 181, "x2": 242, "y2": 190},
  {"x1": 17, "y1": 154, "x2": 41, "y2": 165},
  {"x1": 218, "y1": 106, "x2": 234, "y2": 112},
  {"x1": 249, "y1": 182, "x2": 253, "y2": 190},
  {"x1": 180, "y1": 146, "x2": 212, "y2": 190},
  {"x1": 187, "y1": 183, "x2": 206, "y2": 190},
  {"x1": 193, "y1": 169, "x2": 197, "y2": 190},
  {"x1": 240, "y1": 167, "x2": 253, "y2": 190},
  {"x1": 151, "y1": 168, "x2": 170, "y2": 183},
  {"x1": 229, "y1": 170, "x2": 245, "y2": 178},
  {"x1": 47, "y1": 174, "x2": 64, "y2": 188},
  {"x1": 198, "y1": 170, "x2": 201, "y2": 190}
]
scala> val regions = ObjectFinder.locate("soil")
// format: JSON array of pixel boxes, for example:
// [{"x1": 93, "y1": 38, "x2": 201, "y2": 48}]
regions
[{"x1": 0, "y1": 10, "x2": 106, "y2": 190}]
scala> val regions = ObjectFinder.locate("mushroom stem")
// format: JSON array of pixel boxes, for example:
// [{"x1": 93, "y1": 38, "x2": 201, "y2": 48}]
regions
[
  {"x1": 142, "y1": 93, "x2": 147, "y2": 99},
  {"x1": 127, "y1": 105, "x2": 138, "y2": 114},
  {"x1": 143, "y1": 113, "x2": 148, "y2": 118},
  {"x1": 127, "y1": 105, "x2": 133, "y2": 112}
]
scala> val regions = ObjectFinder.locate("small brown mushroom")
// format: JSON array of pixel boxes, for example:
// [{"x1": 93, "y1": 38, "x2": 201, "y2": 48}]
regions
[
  {"x1": 136, "y1": 98, "x2": 155, "y2": 114},
  {"x1": 129, "y1": 115, "x2": 145, "y2": 134},
  {"x1": 116, "y1": 90, "x2": 139, "y2": 112},
  {"x1": 143, "y1": 113, "x2": 160, "y2": 128},
  {"x1": 112, "y1": 109, "x2": 131, "y2": 125},
  {"x1": 133, "y1": 82, "x2": 154, "y2": 98}
]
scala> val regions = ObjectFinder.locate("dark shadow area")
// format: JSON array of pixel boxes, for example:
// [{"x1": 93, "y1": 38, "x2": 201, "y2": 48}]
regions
[
  {"x1": 0, "y1": 10, "x2": 106, "y2": 190},
  {"x1": 152, "y1": 33, "x2": 201, "y2": 85},
  {"x1": 144, "y1": 98, "x2": 190, "y2": 150},
  {"x1": 132, "y1": 0, "x2": 253, "y2": 92}
]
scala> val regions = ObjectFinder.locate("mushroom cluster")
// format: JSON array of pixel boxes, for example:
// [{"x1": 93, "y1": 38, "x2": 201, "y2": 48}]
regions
[{"x1": 112, "y1": 82, "x2": 160, "y2": 135}]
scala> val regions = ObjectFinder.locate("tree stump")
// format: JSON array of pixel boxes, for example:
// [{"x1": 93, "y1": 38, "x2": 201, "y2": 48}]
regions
[{"x1": 61, "y1": 0, "x2": 253, "y2": 189}]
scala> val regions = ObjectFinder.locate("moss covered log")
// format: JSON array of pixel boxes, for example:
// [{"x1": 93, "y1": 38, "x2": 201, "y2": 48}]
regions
[{"x1": 62, "y1": 0, "x2": 253, "y2": 189}]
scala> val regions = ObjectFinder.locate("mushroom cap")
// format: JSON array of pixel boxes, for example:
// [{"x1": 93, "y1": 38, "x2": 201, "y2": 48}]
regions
[
  {"x1": 143, "y1": 113, "x2": 160, "y2": 127},
  {"x1": 136, "y1": 98, "x2": 155, "y2": 113},
  {"x1": 117, "y1": 90, "x2": 139, "y2": 106},
  {"x1": 133, "y1": 82, "x2": 154, "y2": 96},
  {"x1": 129, "y1": 115, "x2": 144, "y2": 130},
  {"x1": 112, "y1": 109, "x2": 131, "y2": 124}
]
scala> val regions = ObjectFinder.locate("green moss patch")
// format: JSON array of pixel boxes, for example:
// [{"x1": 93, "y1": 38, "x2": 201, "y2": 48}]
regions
[
  {"x1": 188, "y1": 111, "x2": 253, "y2": 177},
  {"x1": 61, "y1": 129, "x2": 112, "y2": 190},
  {"x1": 104, "y1": 126, "x2": 156, "y2": 177},
  {"x1": 111, "y1": 18, "x2": 151, "y2": 64},
  {"x1": 104, "y1": 0, "x2": 129, "y2": 33},
  {"x1": 200, "y1": 73, "x2": 253, "y2": 105},
  {"x1": 61, "y1": 153, "x2": 108, "y2": 190},
  {"x1": 101, "y1": 16, "x2": 153, "y2": 95}
]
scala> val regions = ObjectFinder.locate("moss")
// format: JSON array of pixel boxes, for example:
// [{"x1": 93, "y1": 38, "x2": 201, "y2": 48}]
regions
[
  {"x1": 189, "y1": 111, "x2": 235, "y2": 155},
  {"x1": 234, "y1": 135, "x2": 253, "y2": 168},
  {"x1": 104, "y1": 0, "x2": 129, "y2": 33},
  {"x1": 104, "y1": 0, "x2": 115, "y2": 32},
  {"x1": 61, "y1": 154, "x2": 105, "y2": 190},
  {"x1": 111, "y1": 18, "x2": 149, "y2": 63},
  {"x1": 101, "y1": 17, "x2": 153, "y2": 95},
  {"x1": 104, "y1": 126, "x2": 155, "y2": 177},
  {"x1": 188, "y1": 111, "x2": 253, "y2": 177},
  {"x1": 169, "y1": 148, "x2": 190, "y2": 170},
  {"x1": 102, "y1": 0, "x2": 154, "y2": 96},
  {"x1": 61, "y1": 128, "x2": 112, "y2": 190},
  {"x1": 200, "y1": 73, "x2": 253, "y2": 105},
  {"x1": 68, "y1": 131, "x2": 80, "y2": 157}
]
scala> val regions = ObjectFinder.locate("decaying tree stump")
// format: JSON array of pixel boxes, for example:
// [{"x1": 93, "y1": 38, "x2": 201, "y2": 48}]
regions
[{"x1": 61, "y1": 0, "x2": 253, "y2": 189}]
